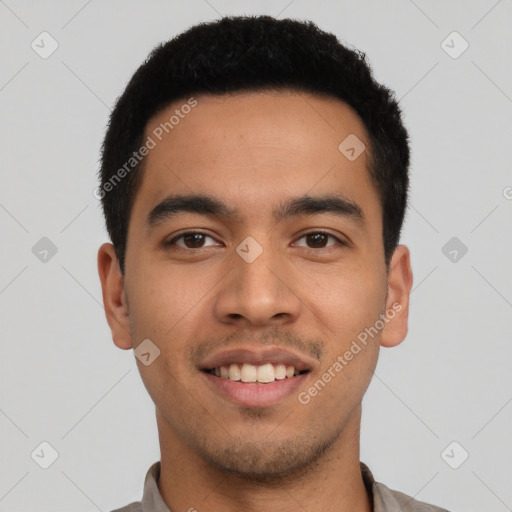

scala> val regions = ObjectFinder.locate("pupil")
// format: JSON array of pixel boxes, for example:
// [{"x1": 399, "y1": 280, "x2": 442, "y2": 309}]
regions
[
  {"x1": 308, "y1": 233, "x2": 326, "y2": 248},
  {"x1": 185, "y1": 233, "x2": 204, "y2": 248}
]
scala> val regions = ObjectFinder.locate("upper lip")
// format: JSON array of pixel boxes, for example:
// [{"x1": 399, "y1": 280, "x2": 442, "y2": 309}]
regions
[{"x1": 198, "y1": 347, "x2": 317, "y2": 373}]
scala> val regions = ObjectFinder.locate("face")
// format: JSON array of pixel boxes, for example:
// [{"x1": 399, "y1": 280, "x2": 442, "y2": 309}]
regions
[{"x1": 98, "y1": 90, "x2": 412, "y2": 480}]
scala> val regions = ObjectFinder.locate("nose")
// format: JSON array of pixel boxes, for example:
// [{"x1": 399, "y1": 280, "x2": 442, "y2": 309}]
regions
[{"x1": 213, "y1": 238, "x2": 302, "y2": 327}]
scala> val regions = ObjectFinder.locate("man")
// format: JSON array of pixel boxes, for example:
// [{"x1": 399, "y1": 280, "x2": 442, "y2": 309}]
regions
[{"x1": 97, "y1": 15, "x2": 450, "y2": 512}]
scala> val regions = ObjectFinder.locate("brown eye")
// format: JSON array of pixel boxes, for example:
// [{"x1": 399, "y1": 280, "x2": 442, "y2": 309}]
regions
[
  {"x1": 306, "y1": 233, "x2": 329, "y2": 248},
  {"x1": 293, "y1": 231, "x2": 345, "y2": 249},
  {"x1": 165, "y1": 232, "x2": 220, "y2": 249},
  {"x1": 183, "y1": 233, "x2": 207, "y2": 248}
]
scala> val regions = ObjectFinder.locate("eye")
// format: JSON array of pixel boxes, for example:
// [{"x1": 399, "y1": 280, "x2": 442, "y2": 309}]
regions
[
  {"x1": 293, "y1": 231, "x2": 346, "y2": 249},
  {"x1": 165, "y1": 231, "x2": 221, "y2": 250},
  {"x1": 164, "y1": 230, "x2": 346, "y2": 251}
]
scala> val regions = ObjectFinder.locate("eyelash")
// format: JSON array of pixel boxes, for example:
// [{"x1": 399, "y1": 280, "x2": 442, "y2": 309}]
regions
[{"x1": 164, "y1": 230, "x2": 347, "y2": 251}]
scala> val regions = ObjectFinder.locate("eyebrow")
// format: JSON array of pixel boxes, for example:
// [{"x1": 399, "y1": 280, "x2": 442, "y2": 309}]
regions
[{"x1": 146, "y1": 193, "x2": 365, "y2": 228}]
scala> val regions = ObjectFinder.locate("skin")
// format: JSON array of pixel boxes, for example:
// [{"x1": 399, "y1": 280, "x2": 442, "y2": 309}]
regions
[{"x1": 98, "y1": 90, "x2": 413, "y2": 512}]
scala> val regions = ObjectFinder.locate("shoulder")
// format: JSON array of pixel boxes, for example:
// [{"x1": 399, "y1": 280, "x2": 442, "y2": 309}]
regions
[
  {"x1": 109, "y1": 501, "x2": 142, "y2": 512},
  {"x1": 360, "y1": 462, "x2": 451, "y2": 512},
  {"x1": 374, "y1": 481, "x2": 451, "y2": 512}
]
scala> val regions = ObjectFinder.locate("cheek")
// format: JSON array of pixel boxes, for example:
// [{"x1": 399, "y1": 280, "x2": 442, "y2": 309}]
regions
[
  {"x1": 129, "y1": 262, "x2": 215, "y2": 339},
  {"x1": 300, "y1": 279, "x2": 383, "y2": 411},
  {"x1": 127, "y1": 270, "x2": 204, "y2": 410},
  {"x1": 302, "y1": 263, "x2": 386, "y2": 340}
]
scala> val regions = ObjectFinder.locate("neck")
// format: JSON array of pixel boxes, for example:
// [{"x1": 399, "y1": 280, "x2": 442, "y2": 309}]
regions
[{"x1": 156, "y1": 406, "x2": 372, "y2": 512}]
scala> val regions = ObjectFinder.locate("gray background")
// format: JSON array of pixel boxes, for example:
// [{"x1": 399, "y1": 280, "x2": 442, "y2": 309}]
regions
[{"x1": 1, "y1": 1, "x2": 511, "y2": 511}]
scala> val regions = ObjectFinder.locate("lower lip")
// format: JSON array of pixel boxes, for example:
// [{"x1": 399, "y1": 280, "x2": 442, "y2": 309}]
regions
[{"x1": 202, "y1": 371, "x2": 310, "y2": 407}]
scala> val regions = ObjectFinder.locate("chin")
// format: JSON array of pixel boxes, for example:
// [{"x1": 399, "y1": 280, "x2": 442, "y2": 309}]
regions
[{"x1": 196, "y1": 433, "x2": 337, "y2": 484}]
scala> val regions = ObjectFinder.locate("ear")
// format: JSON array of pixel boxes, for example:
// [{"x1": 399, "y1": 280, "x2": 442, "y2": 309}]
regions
[
  {"x1": 97, "y1": 243, "x2": 133, "y2": 350},
  {"x1": 380, "y1": 244, "x2": 413, "y2": 348}
]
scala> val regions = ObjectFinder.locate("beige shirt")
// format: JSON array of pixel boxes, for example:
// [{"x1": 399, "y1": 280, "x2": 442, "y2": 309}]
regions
[{"x1": 111, "y1": 461, "x2": 450, "y2": 512}]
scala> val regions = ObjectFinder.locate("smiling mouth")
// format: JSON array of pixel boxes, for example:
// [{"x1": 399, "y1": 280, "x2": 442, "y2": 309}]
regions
[{"x1": 203, "y1": 362, "x2": 310, "y2": 384}]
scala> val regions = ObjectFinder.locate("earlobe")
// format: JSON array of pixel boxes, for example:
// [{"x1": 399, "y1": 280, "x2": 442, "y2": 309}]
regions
[
  {"x1": 380, "y1": 245, "x2": 413, "y2": 348},
  {"x1": 97, "y1": 243, "x2": 133, "y2": 350}
]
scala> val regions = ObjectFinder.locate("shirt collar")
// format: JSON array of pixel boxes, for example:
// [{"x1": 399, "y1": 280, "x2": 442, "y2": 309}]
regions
[{"x1": 141, "y1": 461, "x2": 170, "y2": 512}]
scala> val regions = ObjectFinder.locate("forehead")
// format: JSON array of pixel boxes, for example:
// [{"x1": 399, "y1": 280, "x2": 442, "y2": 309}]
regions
[
  {"x1": 133, "y1": 90, "x2": 380, "y2": 228},
  {"x1": 145, "y1": 90, "x2": 369, "y2": 164}
]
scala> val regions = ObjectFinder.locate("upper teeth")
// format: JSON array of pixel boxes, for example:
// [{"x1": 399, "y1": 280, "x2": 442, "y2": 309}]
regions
[{"x1": 213, "y1": 363, "x2": 298, "y2": 383}]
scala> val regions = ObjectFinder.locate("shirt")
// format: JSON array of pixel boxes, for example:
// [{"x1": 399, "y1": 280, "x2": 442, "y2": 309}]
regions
[{"x1": 111, "y1": 461, "x2": 451, "y2": 512}]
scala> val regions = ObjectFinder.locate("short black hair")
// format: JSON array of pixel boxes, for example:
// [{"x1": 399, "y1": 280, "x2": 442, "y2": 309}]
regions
[{"x1": 98, "y1": 15, "x2": 410, "y2": 274}]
